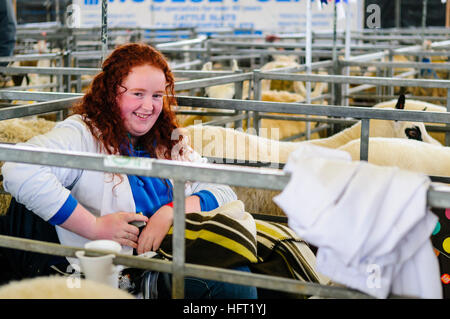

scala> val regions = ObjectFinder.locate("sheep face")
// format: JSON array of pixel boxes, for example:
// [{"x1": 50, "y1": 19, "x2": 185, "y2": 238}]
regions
[
  {"x1": 369, "y1": 94, "x2": 441, "y2": 145},
  {"x1": 389, "y1": 120, "x2": 440, "y2": 145},
  {"x1": 374, "y1": 97, "x2": 446, "y2": 145}
]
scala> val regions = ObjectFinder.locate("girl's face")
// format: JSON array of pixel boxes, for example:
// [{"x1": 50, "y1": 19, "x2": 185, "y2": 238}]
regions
[{"x1": 116, "y1": 64, "x2": 166, "y2": 144}]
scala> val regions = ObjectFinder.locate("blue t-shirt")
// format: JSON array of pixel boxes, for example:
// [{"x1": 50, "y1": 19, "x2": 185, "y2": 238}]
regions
[{"x1": 48, "y1": 141, "x2": 219, "y2": 225}]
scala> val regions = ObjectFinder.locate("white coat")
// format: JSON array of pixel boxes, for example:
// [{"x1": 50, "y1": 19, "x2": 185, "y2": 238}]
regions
[
  {"x1": 2, "y1": 115, "x2": 237, "y2": 259},
  {"x1": 273, "y1": 144, "x2": 442, "y2": 299}
]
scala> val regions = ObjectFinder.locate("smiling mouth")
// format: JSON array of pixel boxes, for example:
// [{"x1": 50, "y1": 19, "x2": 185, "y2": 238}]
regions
[{"x1": 134, "y1": 112, "x2": 151, "y2": 119}]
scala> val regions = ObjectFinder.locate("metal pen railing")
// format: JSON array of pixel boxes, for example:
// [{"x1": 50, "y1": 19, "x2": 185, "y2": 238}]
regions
[{"x1": 0, "y1": 144, "x2": 448, "y2": 299}]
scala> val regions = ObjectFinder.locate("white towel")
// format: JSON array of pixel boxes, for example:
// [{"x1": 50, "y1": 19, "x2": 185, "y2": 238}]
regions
[{"x1": 273, "y1": 144, "x2": 442, "y2": 299}]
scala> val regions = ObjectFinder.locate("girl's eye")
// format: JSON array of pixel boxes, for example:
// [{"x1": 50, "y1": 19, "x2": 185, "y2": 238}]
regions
[
  {"x1": 134, "y1": 92, "x2": 143, "y2": 97},
  {"x1": 153, "y1": 94, "x2": 163, "y2": 99}
]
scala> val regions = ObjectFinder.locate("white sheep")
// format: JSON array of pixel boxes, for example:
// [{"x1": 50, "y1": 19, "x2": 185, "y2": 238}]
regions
[
  {"x1": 0, "y1": 276, "x2": 135, "y2": 299},
  {"x1": 244, "y1": 55, "x2": 329, "y2": 142},
  {"x1": 0, "y1": 117, "x2": 57, "y2": 215},
  {"x1": 259, "y1": 55, "x2": 327, "y2": 98},
  {"x1": 180, "y1": 58, "x2": 327, "y2": 141},
  {"x1": 183, "y1": 102, "x2": 442, "y2": 165},
  {"x1": 183, "y1": 124, "x2": 297, "y2": 164},
  {"x1": 260, "y1": 55, "x2": 301, "y2": 92},
  {"x1": 373, "y1": 98, "x2": 447, "y2": 145},
  {"x1": 305, "y1": 95, "x2": 442, "y2": 149},
  {"x1": 337, "y1": 137, "x2": 450, "y2": 178},
  {"x1": 0, "y1": 98, "x2": 441, "y2": 218},
  {"x1": 246, "y1": 90, "x2": 322, "y2": 141},
  {"x1": 182, "y1": 101, "x2": 443, "y2": 216},
  {"x1": 203, "y1": 59, "x2": 239, "y2": 100},
  {"x1": 0, "y1": 117, "x2": 57, "y2": 143},
  {"x1": 182, "y1": 124, "x2": 320, "y2": 216},
  {"x1": 359, "y1": 55, "x2": 414, "y2": 78},
  {"x1": 178, "y1": 60, "x2": 240, "y2": 128}
]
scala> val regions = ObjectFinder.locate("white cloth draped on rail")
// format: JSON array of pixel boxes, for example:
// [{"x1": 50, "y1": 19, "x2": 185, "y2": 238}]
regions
[{"x1": 273, "y1": 144, "x2": 442, "y2": 299}]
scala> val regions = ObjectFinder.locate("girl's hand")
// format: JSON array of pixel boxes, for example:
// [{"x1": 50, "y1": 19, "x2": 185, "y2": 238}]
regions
[
  {"x1": 95, "y1": 212, "x2": 149, "y2": 248},
  {"x1": 137, "y1": 205, "x2": 173, "y2": 255},
  {"x1": 60, "y1": 204, "x2": 148, "y2": 248}
]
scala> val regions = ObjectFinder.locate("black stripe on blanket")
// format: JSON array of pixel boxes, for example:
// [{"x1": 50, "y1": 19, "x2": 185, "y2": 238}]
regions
[
  {"x1": 250, "y1": 219, "x2": 322, "y2": 284},
  {"x1": 157, "y1": 212, "x2": 258, "y2": 269}
]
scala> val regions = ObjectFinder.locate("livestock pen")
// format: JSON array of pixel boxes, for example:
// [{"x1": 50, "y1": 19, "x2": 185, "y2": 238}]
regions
[
  {"x1": 1, "y1": 1, "x2": 450, "y2": 298},
  {"x1": 251, "y1": 65, "x2": 450, "y2": 146},
  {"x1": 0, "y1": 92, "x2": 448, "y2": 298},
  {"x1": 0, "y1": 140, "x2": 449, "y2": 299}
]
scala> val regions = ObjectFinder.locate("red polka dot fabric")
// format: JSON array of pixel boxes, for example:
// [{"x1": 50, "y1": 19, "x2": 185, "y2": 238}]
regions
[{"x1": 431, "y1": 208, "x2": 450, "y2": 299}]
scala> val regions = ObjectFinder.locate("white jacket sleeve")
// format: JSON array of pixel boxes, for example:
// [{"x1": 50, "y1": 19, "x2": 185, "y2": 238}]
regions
[{"x1": 2, "y1": 117, "x2": 88, "y2": 222}]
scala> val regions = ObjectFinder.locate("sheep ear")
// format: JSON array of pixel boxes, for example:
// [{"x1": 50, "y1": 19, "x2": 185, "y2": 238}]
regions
[{"x1": 395, "y1": 94, "x2": 405, "y2": 110}]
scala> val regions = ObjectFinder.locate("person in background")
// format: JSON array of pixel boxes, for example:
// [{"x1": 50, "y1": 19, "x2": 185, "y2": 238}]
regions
[
  {"x1": 0, "y1": 0, "x2": 16, "y2": 66},
  {"x1": 0, "y1": 0, "x2": 16, "y2": 87},
  {"x1": 1, "y1": 43, "x2": 257, "y2": 299}
]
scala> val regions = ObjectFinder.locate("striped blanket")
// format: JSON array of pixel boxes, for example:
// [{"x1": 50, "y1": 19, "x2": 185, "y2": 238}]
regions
[
  {"x1": 157, "y1": 200, "x2": 329, "y2": 289},
  {"x1": 158, "y1": 200, "x2": 258, "y2": 268},
  {"x1": 251, "y1": 219, "x2": 329, "y2": 285}
]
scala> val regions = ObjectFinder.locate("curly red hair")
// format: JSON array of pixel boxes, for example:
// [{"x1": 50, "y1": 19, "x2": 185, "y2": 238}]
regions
[{"x1": 72, "y1": 43, "x2": 181, "y2": 159}]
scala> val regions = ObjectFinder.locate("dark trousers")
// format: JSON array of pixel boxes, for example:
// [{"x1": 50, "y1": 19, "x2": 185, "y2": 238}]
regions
[{"x1": 0, "y1": 198, "x2": 68, "y2": 285}]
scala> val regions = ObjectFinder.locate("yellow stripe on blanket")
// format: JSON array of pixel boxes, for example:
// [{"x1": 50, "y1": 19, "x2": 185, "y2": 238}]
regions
[
  {"x1": 184, "y1": 229, "x2": 254, "y2": 263},
  {"x1": 256, "y1": 221, "x2": 290, "y2": 242},
  {"x1": 167, "y1": 228, "x2": 258, "y2": 263},
  {"x1": 157, "y1": 201, "x2": 258, "y2": 269}
]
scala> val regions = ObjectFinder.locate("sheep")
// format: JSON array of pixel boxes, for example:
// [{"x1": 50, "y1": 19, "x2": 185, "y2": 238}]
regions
[
  {"x1": 260, "y1": 54, "x2": 301, "y2": 92},
  {"x1": 183, "y1": 110, "x2": 442, "y2": 166},
  {"x1": 0, "y1": 118, "x2": 57, "y2": 215},
  {"x1": 203, "y1": 59, "x2": 239, "y2": 100},
  {"x1": 249, "y1": 90, "x2": 322, "y2": 141},
  {"x1": 259, "y1": 55, "x2": 327, "y2": 98},
  {"x1": 228, "y1": 88, "x2": 325, "y2": 141},
  {"x1": 0, "y1": 94, "x2": 441, "y2": 218},
  {"x1": 236, "y1": 87, "x2": 328, "y2": 141},
  {"x1": 182, "y1": 124, "x2": 317, "y2": 216},
  {"x1": 186, "y1": 86, "x2": 325, "y2": 141},
  {"x1": 305, "y1": 95, "x2": 442, "y2": 149},
  {"x1": 373, "y1": 97, "x2": 447, "y2": 145},
  {"x1": 337, "y1": 137, "x2": 450, "y2": 178},
  {"x1": 180, "y1": 58, "x2": 328, "y2": 141},
  {"x1": 183, "y1": 124, "x2": 298, "y2": 164},
  {"x1": 0, "y1": 276, "x2": 135, "y2": 299},
  {"x1": 0, "y1": 117, "x2": 56, "y2": 143},
  {"x1": 178, "y1": 60, "x2": 240, "y2": 128},
  {"x1": 260, "y1": 90, "x2": 304, "y2": 103},
  {"x1": 246, "y1": 56, "x2": 329, "y2": 141},
  {"x1": 306, "y1": 116, "x2": 439, "y2": 149},
  {"x1": 182, "y1": 99, "x2": 442, "y2": 217}
]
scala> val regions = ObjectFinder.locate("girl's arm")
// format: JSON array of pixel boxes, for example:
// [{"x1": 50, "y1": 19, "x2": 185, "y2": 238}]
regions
[
  {"x1": 136, "y1": 142, "x2": 237, "y2": 254},
  {"x1": 60, "y1": 203, "x2": 148, "y2": 249},
  {"x1": 136, "y1": 195, "x2": 200, "y2": 254}
]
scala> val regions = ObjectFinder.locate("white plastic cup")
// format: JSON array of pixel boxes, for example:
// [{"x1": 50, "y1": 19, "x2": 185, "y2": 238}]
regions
[
  {"x1": 84, "y1": 240, "x2": 122, "y2": 253},
  {"x1": 75, "y1": 240, "x2": 122, "y2": 288}
]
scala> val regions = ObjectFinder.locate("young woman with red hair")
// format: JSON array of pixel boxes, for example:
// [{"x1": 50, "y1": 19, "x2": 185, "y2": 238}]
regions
[{"x1": 1, "y1": 43, "x2": 257, "y2": 299}]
